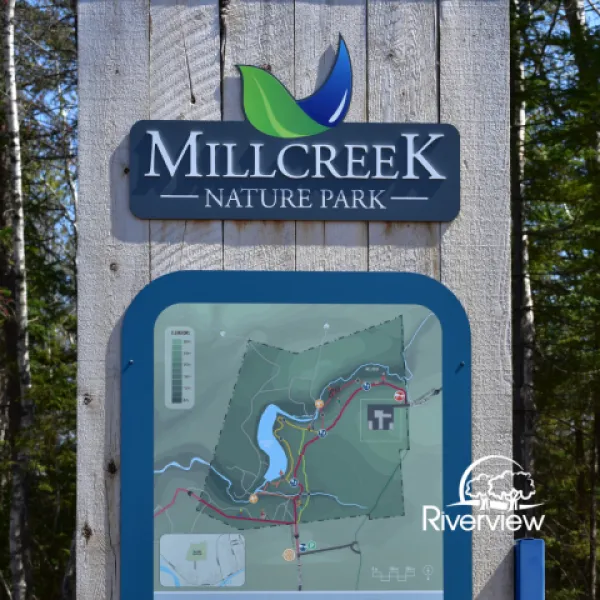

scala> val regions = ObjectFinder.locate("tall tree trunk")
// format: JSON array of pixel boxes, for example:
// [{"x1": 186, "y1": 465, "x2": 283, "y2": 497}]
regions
[
  {"x1": 511, "y1": 0, "x2": 536, "y2": 525},
  {"x1": 576, "y1": 422, "x2": 587, "y2": 515},
  {"x1": 0, "y1": 155, "x2": 18, "y2": 600},
  {"x1": 563, "y1": 0, "x2": 599, "y2": 178},
  {"x1": 591, "y1": 412, "x2": 600, "y2": 600},
  {"x1": 57, "y1": 63, "x2": 77, "y2": 247},
  {"x1": 0, "y1": 132, "x2": 13, "y2": 495},
  {"x1": 60, "y1": 530, "x2": 76, "y2": 600},
  {"x1": 564, "y1": 0, "x2": 586, "y2": 49},
  {"x1": 3, "y1": 2, "x2": 33, "y2": 599},
  {"x1": 562, "y1": 3, "x2": 600, "y2": 595}
]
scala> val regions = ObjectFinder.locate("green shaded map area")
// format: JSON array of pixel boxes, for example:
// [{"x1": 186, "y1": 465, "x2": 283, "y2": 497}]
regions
[
  {"x1": 206, "y1": 317, "x2": 409, "y2": 528},
  {"x1": 153, "y1": 303, "x2": 444, "y2": 593}
]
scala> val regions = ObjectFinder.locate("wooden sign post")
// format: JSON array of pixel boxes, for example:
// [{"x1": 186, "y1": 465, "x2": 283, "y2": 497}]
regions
[{"x1": 78, "y1": 1, "x2": 511, "y2": 598}]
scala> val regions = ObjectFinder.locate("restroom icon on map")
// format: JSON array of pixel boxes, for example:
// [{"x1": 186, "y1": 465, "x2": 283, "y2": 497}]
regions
[{"x1": 367, "y1": 404, "x2": 396, "y2": 431}]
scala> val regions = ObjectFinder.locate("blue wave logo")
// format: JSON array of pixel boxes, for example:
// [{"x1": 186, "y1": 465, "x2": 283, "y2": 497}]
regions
[{"x1": 237, "y1": 35, "x2": 352, "y2": 138}]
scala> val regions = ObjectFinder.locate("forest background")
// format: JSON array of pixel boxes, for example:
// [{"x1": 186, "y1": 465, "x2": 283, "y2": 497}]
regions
[{"x1": 0, "y1": 1, "x2": 598, "y2": 599}]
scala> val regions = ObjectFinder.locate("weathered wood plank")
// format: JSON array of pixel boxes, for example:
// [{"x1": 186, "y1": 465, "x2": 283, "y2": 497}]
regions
[
  {"x1": 78, "y1": 2, "x2": 513, "y2": 598},
  {"x1": 294, "y1": 0, "x2": 368, "y2": 271},
  {"x1": 367, "y1": 0, "x2": 439, "y2": 276},
  {"x1": 149, "y1": 0, "x2": 222, "y2": 277},
  {"x1": 77, "y1": 1, "x2": 150, "y2": 599},
  {"x1": 222, "y1": 0, "x2": 296, "y2": 270},
  {"x1": 440, "y1": 2, "x2": 513, "y2": 597}
]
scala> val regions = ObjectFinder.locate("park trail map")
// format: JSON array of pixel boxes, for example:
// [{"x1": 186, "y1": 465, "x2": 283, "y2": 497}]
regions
[{"x1": 153, "y1": 303, "x2": 443, "y2": 594}]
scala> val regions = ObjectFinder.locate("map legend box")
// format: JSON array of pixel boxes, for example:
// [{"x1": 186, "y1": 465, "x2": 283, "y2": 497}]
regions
[{"x1": 164, "y1": 327, "x2": 195, "y2": 409}]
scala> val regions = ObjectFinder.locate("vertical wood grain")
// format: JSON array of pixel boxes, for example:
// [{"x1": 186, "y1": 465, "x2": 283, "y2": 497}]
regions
[
  {"x1": 294, "y1": 0, "x2": 368, "y2": 271},
  {"x1": 367, "y1": 0, "x2": 440, "y2": 276},
  {"x1": 77, "y1": 1, "x2": 150, "y2": 599},
  {"x1": 221, "y1": 0, "x2": 296, "y2": 270},
  {"x1": 78, "y1": 1, "x2": 513, "y2": 597},
  {"x1": 440, "y1": 1, "x2": 513, "y2": 597},
  {"x1": 149, "y1": 0, "x2": 222, "y2": 277}
]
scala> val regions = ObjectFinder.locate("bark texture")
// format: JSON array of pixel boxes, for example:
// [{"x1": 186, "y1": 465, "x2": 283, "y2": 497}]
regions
[
  {"x1": 3, "y1": 1, "x2": 33, "y2": 599},
  {"x1": 511, "y1": 0, "x2": 536, "y2": 510}
]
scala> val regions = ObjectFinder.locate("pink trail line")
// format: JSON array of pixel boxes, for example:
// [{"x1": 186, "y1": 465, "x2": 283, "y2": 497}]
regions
[
  {"x1": 293, "y1": 380, "x2": 408, "y2": 477},
  {"x1": 326, "y1": 387, "x2": 361, "y2": 432},
  {"x1": 155, "y1": 381, "x2": 407, "y2": 525},
  {"x1": 324, "y1": 379, "x2": 355, "y2": 409},
  {"x1": 154, "y1": 487, "x2": 294, "y2": 525},
  {"x1": 373, "y1": 381, "x2": 404, "y2": 392}
]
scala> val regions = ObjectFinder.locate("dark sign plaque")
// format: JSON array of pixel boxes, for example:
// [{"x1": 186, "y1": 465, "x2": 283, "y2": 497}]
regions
[{"x1": 129, "y1": 121, "x2": 460, "y2": 222}]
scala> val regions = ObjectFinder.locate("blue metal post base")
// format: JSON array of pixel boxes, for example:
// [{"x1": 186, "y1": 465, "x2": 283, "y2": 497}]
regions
[{"x1": 515, "y1": 538, "x2": 545, "y2": 600}]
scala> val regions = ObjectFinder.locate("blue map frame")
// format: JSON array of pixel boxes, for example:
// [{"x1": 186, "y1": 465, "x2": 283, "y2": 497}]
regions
[{"x1": 121, "y1": 271, "x2": 472, "y2": 599}]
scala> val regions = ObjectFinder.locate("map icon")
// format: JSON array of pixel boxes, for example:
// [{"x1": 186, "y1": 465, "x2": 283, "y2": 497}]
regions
[
  {"x1": 159, "y1": 534, "x2": 245, "y2": 587},
  {"x1": 282, "y1": 548, "x2": 296, "y2": 562},
  {"x1": 394, "y1": 389, "x2": 407, "y2": 403}
]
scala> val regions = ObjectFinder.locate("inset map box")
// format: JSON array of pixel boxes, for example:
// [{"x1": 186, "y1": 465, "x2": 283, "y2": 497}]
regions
[{"x1": 160, "y1": 533, "x2": 245, "y2": 588}]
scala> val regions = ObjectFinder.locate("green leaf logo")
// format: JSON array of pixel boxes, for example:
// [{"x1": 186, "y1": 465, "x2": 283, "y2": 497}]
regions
[
  {"x1": 238, "y1": 66, "x2": 329, "y2": 138},
  {"x1": 237, "y1": 36, "x2": 353, "y2": 138}
]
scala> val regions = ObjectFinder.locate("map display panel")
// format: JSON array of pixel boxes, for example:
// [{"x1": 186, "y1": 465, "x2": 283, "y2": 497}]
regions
[{"x1": 153, "y1": 303, "x2": 443, "y2": 598}]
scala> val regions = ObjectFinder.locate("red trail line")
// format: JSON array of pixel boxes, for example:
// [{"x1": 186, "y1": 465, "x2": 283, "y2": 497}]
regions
[
  {"x1": 154, "y1": 487, "x2": 294, "y2": 525},
  {"x1": 155, "y1": 381, "x2": 406, "y2": 527},
  {"x1": 292, "y1": 497, "x2": 300, "y2": 553},
  {"x1": 293, "y1": 434, "x2": 320, "y2": 478},
  {"x1": 293, "y1": 386, "x2": 361, "y2": 477},
  {"x1": 324, "y1": 379, "x2": 355, "y2": 409},
  {"x1": 327, "y1": 387, "x2": 361, "y2": 431},
  {"x1": 293, "y1": 380, "x2": 407, "y2": 477},
  {"x1": 373, "y1": 381, "x2": 404, "y2": 392}
]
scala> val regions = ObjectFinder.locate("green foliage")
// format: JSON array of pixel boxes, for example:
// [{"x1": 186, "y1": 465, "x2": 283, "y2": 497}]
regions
[
  {"x1": 514, "y1": 3, "x2": 600, "y2": 598},
  {"x1": 0, "y1": 1, "x2": 76, "y2": 598}
]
